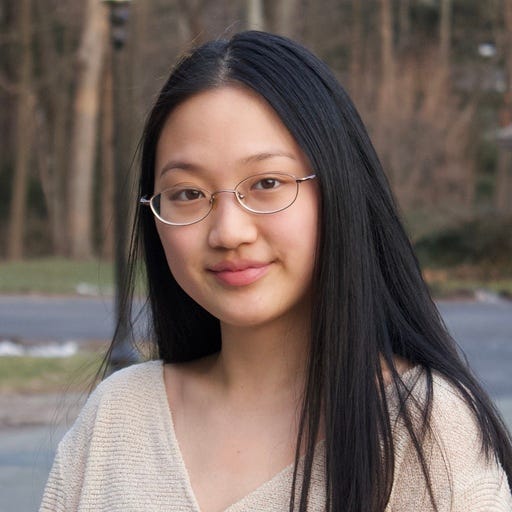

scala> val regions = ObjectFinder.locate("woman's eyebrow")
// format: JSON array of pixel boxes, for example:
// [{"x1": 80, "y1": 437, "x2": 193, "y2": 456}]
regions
[
  {"x1": 158, "y1": 151, "x2": 296, "y2": 177},
  {"x1": 158, "y1": 160, "x2": 201, "y2": 177},
  {"x1": 240, "y1": 151, "x2": 297, "y2": 164}
]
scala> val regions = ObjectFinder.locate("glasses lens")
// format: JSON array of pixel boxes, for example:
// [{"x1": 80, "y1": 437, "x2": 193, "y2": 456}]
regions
[
  {"x1": 151, "y1": 186, "x2": 211, "y2": 225},
  {"x1": 237, "y1": 173, "x2": 298, "y2": 213}
]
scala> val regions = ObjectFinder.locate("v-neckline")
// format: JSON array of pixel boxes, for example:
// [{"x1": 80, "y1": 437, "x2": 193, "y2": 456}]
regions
[
  {"x1": 155, "y1": 361, "x2": 323, "y2": 512},
  {"x1": 154, "y1": 360, "x2": 421, "y2": 512}
]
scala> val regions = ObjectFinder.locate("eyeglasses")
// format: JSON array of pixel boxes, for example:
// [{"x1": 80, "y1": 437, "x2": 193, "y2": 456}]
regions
[{"x1": 140, "y1": 172, "x2": 316, "y2": 226}]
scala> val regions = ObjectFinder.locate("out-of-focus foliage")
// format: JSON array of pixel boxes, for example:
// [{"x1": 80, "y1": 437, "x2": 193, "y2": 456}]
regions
[
  {"x1": 0, "y1": 0, "x2": 511, "y2": 261},
  {"x1": 415, "y1": 215, "x2": 512, "y2": 271}
]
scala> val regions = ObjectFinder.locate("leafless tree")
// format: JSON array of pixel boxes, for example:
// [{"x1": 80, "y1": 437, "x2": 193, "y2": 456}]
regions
[
  {"x1": 33, "y1": 1, "x2": 77, "y2": 256},
  {"x1": 273, "y1": 0, "x2": 300, "y2": 38},
  {"x1": 67, "y1": 0, "x2": 108, "y2": 259},
  {"x1": 247, "y1": 0, "x2": 265, "y2": 30},
  {"x1": 0, "y1": 0, "x2": 508, "y2": 259},
  {"x1": 398, "y1": 0, "x2": 411, "y2": 49},
  {"x1": 350, "y1": 0, "x2": 363, "y2": 98},
  {"x1": 495, "y1": 0, "x2": 512, "y2": 214},
  {"x1": 6, "y1": 0, "x2": 33, "y2": 260},
  {"x1": 100, "y1": 45, "x2": 115, "y2": 259}
]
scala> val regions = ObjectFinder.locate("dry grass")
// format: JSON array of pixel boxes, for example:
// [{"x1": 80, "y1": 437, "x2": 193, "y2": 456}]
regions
[
  {"x1": 0, "y1": 351, "x2": 104, "y2": 394},
  {"x1": 423, "y1": 266, "x2": 512, "y2": 298}
]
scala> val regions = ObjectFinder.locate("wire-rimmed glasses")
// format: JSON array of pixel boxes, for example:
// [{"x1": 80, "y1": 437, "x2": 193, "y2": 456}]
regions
[{"x1": 140, "y1": 172, "x2": 317, "y2": 226}]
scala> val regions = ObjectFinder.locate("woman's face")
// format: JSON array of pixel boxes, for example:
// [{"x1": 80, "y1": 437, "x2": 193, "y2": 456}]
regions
[{"x1": 154, "y1": 86, "x2": 319, "y2": 329}]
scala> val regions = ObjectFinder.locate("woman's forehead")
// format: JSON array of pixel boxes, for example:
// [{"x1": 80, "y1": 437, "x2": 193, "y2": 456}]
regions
[{"x1": 154, "y1": 86, "x2": 310, "y2": 180}]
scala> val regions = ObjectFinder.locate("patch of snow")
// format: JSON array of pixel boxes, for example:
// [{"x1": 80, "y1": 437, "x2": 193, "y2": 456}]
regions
[
  {"x1": 0, "y1": 340, "x2": 78, "y2": 358},
  {"x1": 75, "y1": 282, "x2": 101, "y2": 296},
  {"x1": 474, "y1": 289, "x2": 506, "y2": 305}
]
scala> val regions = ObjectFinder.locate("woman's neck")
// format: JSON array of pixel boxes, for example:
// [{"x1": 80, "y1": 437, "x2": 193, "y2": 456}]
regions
[{"x1": 210, "y1": 317, "x2": 310, "y2": 406}]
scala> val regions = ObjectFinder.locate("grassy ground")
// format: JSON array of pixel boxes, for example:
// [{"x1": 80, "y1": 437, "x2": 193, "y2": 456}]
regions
[
  {"x1": 0, "y1": 351, "x2": 104, "y2": 394},
  {"x1": 428, "y1": 278, "x2": 512, "y2": 299},
  {"x1": 1, "y1": 257, "x2": 511, "y2": 297},
  {"x1": 0, "y1": 258, "x2": 114, "y2": 295},
  {"x1": 422, "y1": 267, "x2": 512, "y2": 299}
]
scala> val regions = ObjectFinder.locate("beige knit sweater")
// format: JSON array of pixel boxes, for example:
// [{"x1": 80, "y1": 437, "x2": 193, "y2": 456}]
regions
[{"x1": 40, "y1": 360, "x2": 512, "y2": 511}]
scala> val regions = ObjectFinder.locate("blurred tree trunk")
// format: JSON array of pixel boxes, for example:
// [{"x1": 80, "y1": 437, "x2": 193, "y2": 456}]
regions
[
  {"x1": 439, "y1": 0, "x2": 452, "y2": 72},
  {"x1": 0, "y1": 4, "x2": 16, "y2": 177},
  {"x1": 99, "y1": 0, "x2": 147, "y2": 259},
  {"x1": 376, "y1": 0, "x2": 396, "y2": 182},
  {"x1": 35, "y1": 1, "x2": 72, "y2": 256},
  {"x1": 437, "y1": 0, "x2": 474, "y2": 208},
  {"x1": 421, "y1": 0, "x2": 451, "y2": 119},
  {"x1": 247, "y1": 0, "x2": 265, "y2": 31},
  {"x1": 50, "y1": 69, "x2": 72, "y2": 256},
  {"x1": 350, "y1": 0, "x2": 363, "y2": 99},
  {"x1": 378, "y1": 0, "x2": 395, "y2": 115},
  {"x1": 7, "y1": 0, "x2": 33, "y2": 260},
  {"x1": 274, "y1": 0, "x2": 299, "y2": 38},
  {"x1": 495, "y1": 151, "x2": 512, "y2": 214},
  {"x1": 100, "y1": 46, "x2": 115, "y2": 259},
  {"x1": 496, "y1": 0, "x2": 512, "y2": 214},
  {"x1": 177, "y1": 0, "x2": 206, "y2": 43},
  {"x1": 67, "y1": 0, "x2": 108, "y2": 259},
  {"x1": 128, "y1": 0, "x2": 148, "y2": 159},
  {"x1": 398, "y1": 0, "x2": 410, "y2": 49}
]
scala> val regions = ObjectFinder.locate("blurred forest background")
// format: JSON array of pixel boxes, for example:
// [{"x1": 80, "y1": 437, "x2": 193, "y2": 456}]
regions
[{"x1": 1, "y1": 0, "x2": 511, "y2": 288}]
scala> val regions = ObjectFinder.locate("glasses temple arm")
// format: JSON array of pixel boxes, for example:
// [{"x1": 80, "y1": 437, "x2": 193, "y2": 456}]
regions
[{"x1": 296, "y1": 174, "x2": 317, "y2": 183}]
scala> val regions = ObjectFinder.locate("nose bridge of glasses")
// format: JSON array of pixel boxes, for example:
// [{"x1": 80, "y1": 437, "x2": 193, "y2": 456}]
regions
[{"x1": 210, "y1": 188, "x2": 245, "y2": 203}]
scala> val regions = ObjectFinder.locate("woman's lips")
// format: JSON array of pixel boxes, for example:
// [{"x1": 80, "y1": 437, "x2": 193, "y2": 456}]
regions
[{"x1": 208, "y1": 261, "x2": 271, "y2": 286}]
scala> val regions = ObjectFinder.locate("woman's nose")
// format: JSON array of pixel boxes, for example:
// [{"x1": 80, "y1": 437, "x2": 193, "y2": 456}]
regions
[{"x1": 207, "y1": 192, "x2": 258, "y2": 249}]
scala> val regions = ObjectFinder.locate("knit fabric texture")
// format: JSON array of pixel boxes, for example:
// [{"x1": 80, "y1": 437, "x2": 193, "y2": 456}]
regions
[{"x1": 40, "y1": 360, "x2": 512, "y2": 511}]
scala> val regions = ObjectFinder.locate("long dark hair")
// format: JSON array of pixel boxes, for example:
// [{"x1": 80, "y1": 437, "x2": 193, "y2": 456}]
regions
[{"x1": 113, "y1": 31, "x2": 512, "y2": 511}]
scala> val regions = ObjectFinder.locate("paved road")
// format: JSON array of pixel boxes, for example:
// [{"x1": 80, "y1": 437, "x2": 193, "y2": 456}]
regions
[
  {"x1": 0, "y1": 295, "x2": 116, "y2": 342},
  {"x1": 439, "y1": 301, "x2": 512, "y2": 398},
  {"x1": 1, "y1": 296, "x2": 511, "y2": 396},
  {"x1": 0, "y1": 426, "x2": 67, "y2": 512},
  {"x1": 0, "y1": 296, "x2": 511, "y2": 511}
]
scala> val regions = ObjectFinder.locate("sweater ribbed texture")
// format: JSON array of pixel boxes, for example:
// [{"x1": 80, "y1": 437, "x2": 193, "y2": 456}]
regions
[{"x1": 40, "y1": 360, "x2": 512, "y2": 511}]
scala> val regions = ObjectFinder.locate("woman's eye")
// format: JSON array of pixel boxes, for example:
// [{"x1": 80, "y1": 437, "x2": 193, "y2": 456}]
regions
[
  {"x1": 168, "y1": 188, "x2": 205, "y2": 201},
  {"x1": 252, "y1": 177, "x2": 281, "y2": 190}
]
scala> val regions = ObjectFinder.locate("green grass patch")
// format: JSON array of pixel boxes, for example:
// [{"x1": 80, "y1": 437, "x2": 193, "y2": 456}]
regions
[
  {"x1": 0, "y1": 258, "x2": 114, "y2": 295},
  {"x1": 0, "y1": 351, "x2": 105, "y2": 393},
  {"x1": 1, "y1": 257, "x2": 510, "y2": 300}
]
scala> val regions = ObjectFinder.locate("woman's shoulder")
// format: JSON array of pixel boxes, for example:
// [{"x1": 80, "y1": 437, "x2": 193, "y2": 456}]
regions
[
  {"x1": 92, "y1": 359, "x2": 164, "y2": 400},
  {"x1": 390, "y1": 366, "x2": 496, "y2": 460},
  {"x1": 387, "y1": 364, "x2": 488, "y2": 425},
  {"x1": 60, "y1": 360, "x2": 167, "y2": 444},
  {"x1": 41, "y1": 360, "x2": 181, "y2": 511},
  {"x1": 388, "y1": 366, "x2": 512, "y2": 511},
  {"x1": 395, "y1": 367, "x2": 496, "y2": 440}
]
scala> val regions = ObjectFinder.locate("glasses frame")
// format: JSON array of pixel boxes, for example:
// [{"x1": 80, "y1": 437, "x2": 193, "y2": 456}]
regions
[{"x1": 140, "y1": 172, "x2": 317, "y2": 226}]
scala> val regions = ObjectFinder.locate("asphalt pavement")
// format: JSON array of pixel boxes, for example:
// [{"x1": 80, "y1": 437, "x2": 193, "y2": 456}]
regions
[
  {"x1": 0, "y1": 295, "x2": 116, "y2": 342},
  {"x1": 0, "y1": 426, "x2": 67, "y2": 512}
]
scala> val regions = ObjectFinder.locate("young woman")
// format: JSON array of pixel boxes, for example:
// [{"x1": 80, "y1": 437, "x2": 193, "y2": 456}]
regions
[{"x1": 40, "y1": 31, "x2": 512, "y2": 512}]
